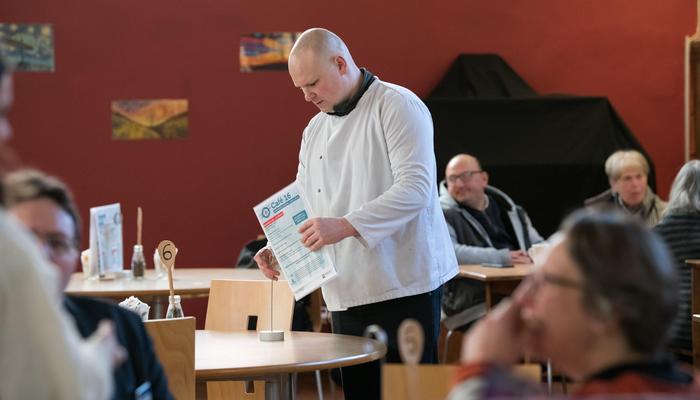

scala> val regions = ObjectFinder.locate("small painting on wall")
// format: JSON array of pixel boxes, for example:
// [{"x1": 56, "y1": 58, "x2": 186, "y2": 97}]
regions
[
  {"x1": 111, "y1": 99, "x2": 188, "y2": 140},
  {"x1": 240, "y1": 32, "x2": 300, "y2": 72},
  {"x1": 0, "y1": 23, "x2": 55, "y2": 72}
]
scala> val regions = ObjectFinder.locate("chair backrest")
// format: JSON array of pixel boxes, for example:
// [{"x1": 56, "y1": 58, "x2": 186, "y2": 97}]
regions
[
  {"x1": 204, "y1": 279, "x2": 295, "y2": 400},
  {"x1": 383, "y1": 364, "x2": 456, "y2": 400},
  {"x1": 144, "y1": 316, "x2": 195, "y2": 400},
  {"x1": 688, "y1": 259, "x2": 700, "y2": 366},
  {"x1": 382, "y1": 363, "x2": 541, "y2": 399},
  {"x1": 385, "y1": 318, "x2": 542, "y2": 399},
  {"x1": 205, "y1": 279, "x2": 295, "y2": 331}
]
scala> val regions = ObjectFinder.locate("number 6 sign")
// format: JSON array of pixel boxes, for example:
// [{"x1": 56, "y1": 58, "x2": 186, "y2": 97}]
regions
[{"x1": 157, "y1": 240, "x2": 178, "y2": 269}]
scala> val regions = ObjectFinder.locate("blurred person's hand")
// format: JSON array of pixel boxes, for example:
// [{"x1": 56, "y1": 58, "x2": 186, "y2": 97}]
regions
[
  {"x1": 509, "y1": 250, "x2": 532, "y2": 265},
  {"x1": 87, "y1": 320, "x2": 127, "y2": 368},
  {"x1": 461, "y1": 298, "x2": 526, "y2": 365},
  {"x1": 253, "y1": 245, "x2": 280, "y2": 281}
]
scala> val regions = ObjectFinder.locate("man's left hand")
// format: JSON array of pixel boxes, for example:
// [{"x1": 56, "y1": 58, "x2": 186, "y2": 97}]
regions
[{"x1": 299, "y1": 217, "x2": 357, "y2": 251}]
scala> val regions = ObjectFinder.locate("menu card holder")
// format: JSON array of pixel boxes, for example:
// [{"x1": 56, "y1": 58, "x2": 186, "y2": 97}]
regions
[{"x1": 89, "y1": 203, "x2": 124, "y2": 278}]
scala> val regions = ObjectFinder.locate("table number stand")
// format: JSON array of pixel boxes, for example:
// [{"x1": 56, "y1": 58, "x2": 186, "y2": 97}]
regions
[
  {"x1": 260, "y1": 279, "x2": 284, "y2": 341},
  {"x1": 398, "y1": 319, "x2": 424, "y2": 400},
  {"x1": 157, "y1": 240, "x2": 179, "y2": 318}
]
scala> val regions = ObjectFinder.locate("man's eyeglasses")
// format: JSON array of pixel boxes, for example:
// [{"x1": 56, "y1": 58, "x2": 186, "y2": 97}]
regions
[{"x1": 447, "y1": 170, "x2": 483, "y2": 184}]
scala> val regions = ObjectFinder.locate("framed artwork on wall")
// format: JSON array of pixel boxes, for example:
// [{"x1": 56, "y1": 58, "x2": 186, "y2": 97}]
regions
[
  {"x1": 240, "y1": 32, "x2": 300, "y2": 72},
  {"x1": 111, "y1": 99, "x2": 189, "y2": 140},
  {"x1": 0, "y1": 23, "x2": 54, "y2": 72}
]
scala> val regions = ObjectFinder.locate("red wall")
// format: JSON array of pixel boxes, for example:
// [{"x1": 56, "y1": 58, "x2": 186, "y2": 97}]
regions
[{"x1": 2, "y1": 1, "x2": 694, "y2": 271}]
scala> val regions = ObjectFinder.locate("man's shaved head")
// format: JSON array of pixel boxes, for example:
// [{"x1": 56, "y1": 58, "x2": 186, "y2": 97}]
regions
[
  {"x1": 288, "y1": 28, "x2": 361, "y2": 113},
  {"x1": 290, "y1": 28, "x2": 354, "y2": 65}
]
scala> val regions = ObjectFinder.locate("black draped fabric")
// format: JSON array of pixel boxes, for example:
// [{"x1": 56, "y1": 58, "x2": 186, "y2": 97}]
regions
[{"x1": 427, "y1": 54, "x2": 656, "y2": 236}]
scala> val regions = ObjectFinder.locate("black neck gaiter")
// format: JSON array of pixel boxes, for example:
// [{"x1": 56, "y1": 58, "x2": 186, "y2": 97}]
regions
[{"x1": 328, "y1": 68, "x2": 376, "y2": 117}]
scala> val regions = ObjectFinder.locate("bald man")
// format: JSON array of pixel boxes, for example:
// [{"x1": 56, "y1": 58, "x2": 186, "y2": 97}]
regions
[
  {"x1": 439, "y1": 154, "x2": 543, "y2": 315},
  {"x1": 255, "y1": 28, "x2": 457, "y2": 399}
]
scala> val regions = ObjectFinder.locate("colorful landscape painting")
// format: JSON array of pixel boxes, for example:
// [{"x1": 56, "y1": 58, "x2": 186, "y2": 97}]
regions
[
  {"x1": 111, "y1": 99, "x2": 188, "y2": 140},
  {"x1": 0, "y1": 23, "x2": 55, "y2": 72},
  {"x1": 240, "y1": 32, "x2": 300, "y2": 72}
]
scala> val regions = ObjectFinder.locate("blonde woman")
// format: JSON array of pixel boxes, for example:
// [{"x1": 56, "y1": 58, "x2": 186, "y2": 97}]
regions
[{"x1": 585, "y1": 149, "x2": 666, "y2": 227}]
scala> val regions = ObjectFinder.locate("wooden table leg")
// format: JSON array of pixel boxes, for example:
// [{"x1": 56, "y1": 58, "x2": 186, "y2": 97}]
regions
[{"x1": 485, "y1": 284, "x2": 493, "y2": 310}]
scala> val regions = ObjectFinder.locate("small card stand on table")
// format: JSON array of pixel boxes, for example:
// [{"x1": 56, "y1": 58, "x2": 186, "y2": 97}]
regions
[{"x1": 259, "y1": 279, "x2": 284, "y2": 342}]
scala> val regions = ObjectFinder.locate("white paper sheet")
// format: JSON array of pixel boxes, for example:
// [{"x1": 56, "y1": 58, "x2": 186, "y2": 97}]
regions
[
  {"x1": 89, "y1": 203, "x2": 124, "y2": 276},
  {"x1": 253, "y1": 181, "x2": 337, "y2": 300}
]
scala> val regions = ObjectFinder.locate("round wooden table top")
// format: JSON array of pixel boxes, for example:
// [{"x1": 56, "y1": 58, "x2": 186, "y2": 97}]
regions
[
  {"x1": 65, "y1": 268, "x2": 269, "y2": 298},
  {"x1": 195, "y1": 330, "x2": 387, "y2": 381},
  {"x1": 458, "y1": 263, "x2": 533, "y2": 282}
]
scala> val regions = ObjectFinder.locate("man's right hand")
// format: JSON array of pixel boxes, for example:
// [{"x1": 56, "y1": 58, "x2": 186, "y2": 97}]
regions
[
  {"x1": 509, "y1": 250, "x2": 532, "y2": 265},
  {"x1": 253, "y1": 245, "x2": 280, "y2": 281}
]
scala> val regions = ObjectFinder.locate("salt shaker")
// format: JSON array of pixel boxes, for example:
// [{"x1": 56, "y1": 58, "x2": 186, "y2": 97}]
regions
[
  {"x1": 131, "y1": 244, "x2": 146, "y2": 279},
  {"x1": 165, "y1": 295, "x2": 184, "y2": 319}
]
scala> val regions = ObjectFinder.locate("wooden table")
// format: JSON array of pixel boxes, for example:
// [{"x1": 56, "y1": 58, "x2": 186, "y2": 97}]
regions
[
  {"x1": 458, "y1": 264, "x2": 532, "y2": 309},
  {"x1": 66, "y1": 268, "x2": 269, "y2": 316},
  {"x1": 196, "y1": 330, "x2": 387, "y2": 400}
]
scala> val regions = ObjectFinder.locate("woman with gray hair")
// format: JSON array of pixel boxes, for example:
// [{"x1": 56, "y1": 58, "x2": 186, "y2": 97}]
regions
[
  {"x1": 654, "y1": 159, "x2": 700, "y2": 359},
  {"x1": 585, "y1": 149, "x2": 667, "y2": 227}
]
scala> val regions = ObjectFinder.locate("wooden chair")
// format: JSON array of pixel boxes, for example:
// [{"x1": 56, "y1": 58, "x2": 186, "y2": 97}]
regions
[
  {"x1": 383, "y1": 319, "x2": 541, "y2": 400},
  {"x1": 204, "y1": 279, "x2": 295, "y2": 400},
  {"x1": 689, "y1": 259, "x2": 700, "y2": 366},
  {"x1": 144, "y1": 316, "x2": 196, "y2": 400}
]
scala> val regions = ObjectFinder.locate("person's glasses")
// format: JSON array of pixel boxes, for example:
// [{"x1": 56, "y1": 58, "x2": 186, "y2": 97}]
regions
[
  {"x1": 522, "y1": 271, "x2": 584, "y2": 297},
  {"x1": 447, "y1": 170, "x2": 483, "y2": 184},
  {"x1": 32, "y1": 231, "x2": 77, "y2": 256}
]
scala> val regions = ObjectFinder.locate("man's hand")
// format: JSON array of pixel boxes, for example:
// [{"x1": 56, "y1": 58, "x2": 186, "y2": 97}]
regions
[
  {"x1": 299, "y1": 217, "x2": 357, "y2": 251},
  {"x1": 509, "y1": 250, "x2": 532, "y2": 265},
  {"x1": 461, "y1": 298, "x2": 525, "y2": 365},
  {"x1": 253, "y1": 245, "x2": 280, "y2": 281}
]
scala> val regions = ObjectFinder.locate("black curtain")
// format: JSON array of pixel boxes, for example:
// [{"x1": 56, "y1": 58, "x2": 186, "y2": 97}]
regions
[{"x1": 427, "y1": 54, "x2": 655, "y2": 236}]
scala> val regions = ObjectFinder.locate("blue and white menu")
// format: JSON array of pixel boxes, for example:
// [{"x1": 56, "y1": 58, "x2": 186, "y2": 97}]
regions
[{"x1": 253, "y1": 181, "x2": 337, "y2": 300}]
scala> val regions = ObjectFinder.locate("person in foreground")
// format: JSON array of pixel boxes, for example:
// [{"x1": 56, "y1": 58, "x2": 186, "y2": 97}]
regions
[
  {"x1": 254, "y1": 28, "x2": 458, "y2": 399},
  {"x1": 0, "y1": 57, "x2": 123, "y2": 399},
  {"x1": 4, "y1": 169, "x2": 173, "y2": 400},
  {"x1": 448, "y1": 209, "x2": 700, "y2": 398}
]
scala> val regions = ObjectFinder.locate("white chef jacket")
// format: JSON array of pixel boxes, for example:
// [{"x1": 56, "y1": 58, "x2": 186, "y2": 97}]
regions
[{"x1": 296, "y1": 77, "x2": 458, "y2": 311}]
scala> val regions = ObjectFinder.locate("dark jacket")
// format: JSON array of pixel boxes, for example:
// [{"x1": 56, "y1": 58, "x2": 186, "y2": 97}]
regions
[
  {"x1": 438, "y1": 183, "x2": 543, "y2": 316},
  {"x1": 653, "y1": 213, "x2": 700, "y2": 354},
  {"x1": 64, "y1": 296, "x2": 173, "y2": 400}
]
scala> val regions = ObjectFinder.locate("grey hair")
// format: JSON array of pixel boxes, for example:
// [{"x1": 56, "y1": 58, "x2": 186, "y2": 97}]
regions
[
  {"x1": 604, "y1": 150, "x2": 649, "y2": 182},
  {"x1": 666, "y1": 159, "x2": 700, "y2": 215}
]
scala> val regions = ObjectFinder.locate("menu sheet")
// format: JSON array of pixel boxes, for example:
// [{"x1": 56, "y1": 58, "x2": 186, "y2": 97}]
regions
[{"x1": 253, "y1": 181, "x2": 337, "y2": 300}]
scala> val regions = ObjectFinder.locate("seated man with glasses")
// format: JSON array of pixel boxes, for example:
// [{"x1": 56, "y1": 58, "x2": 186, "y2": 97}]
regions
[
  {"x1": 448, "y1": 209, "x2": 700, "y2": 398},
  {"x1": 3, "y1": 169, "x2": 173, "y2": 400},
  {"x1": 439, "y1": 154, "x2": 543, "y2": 317}
]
